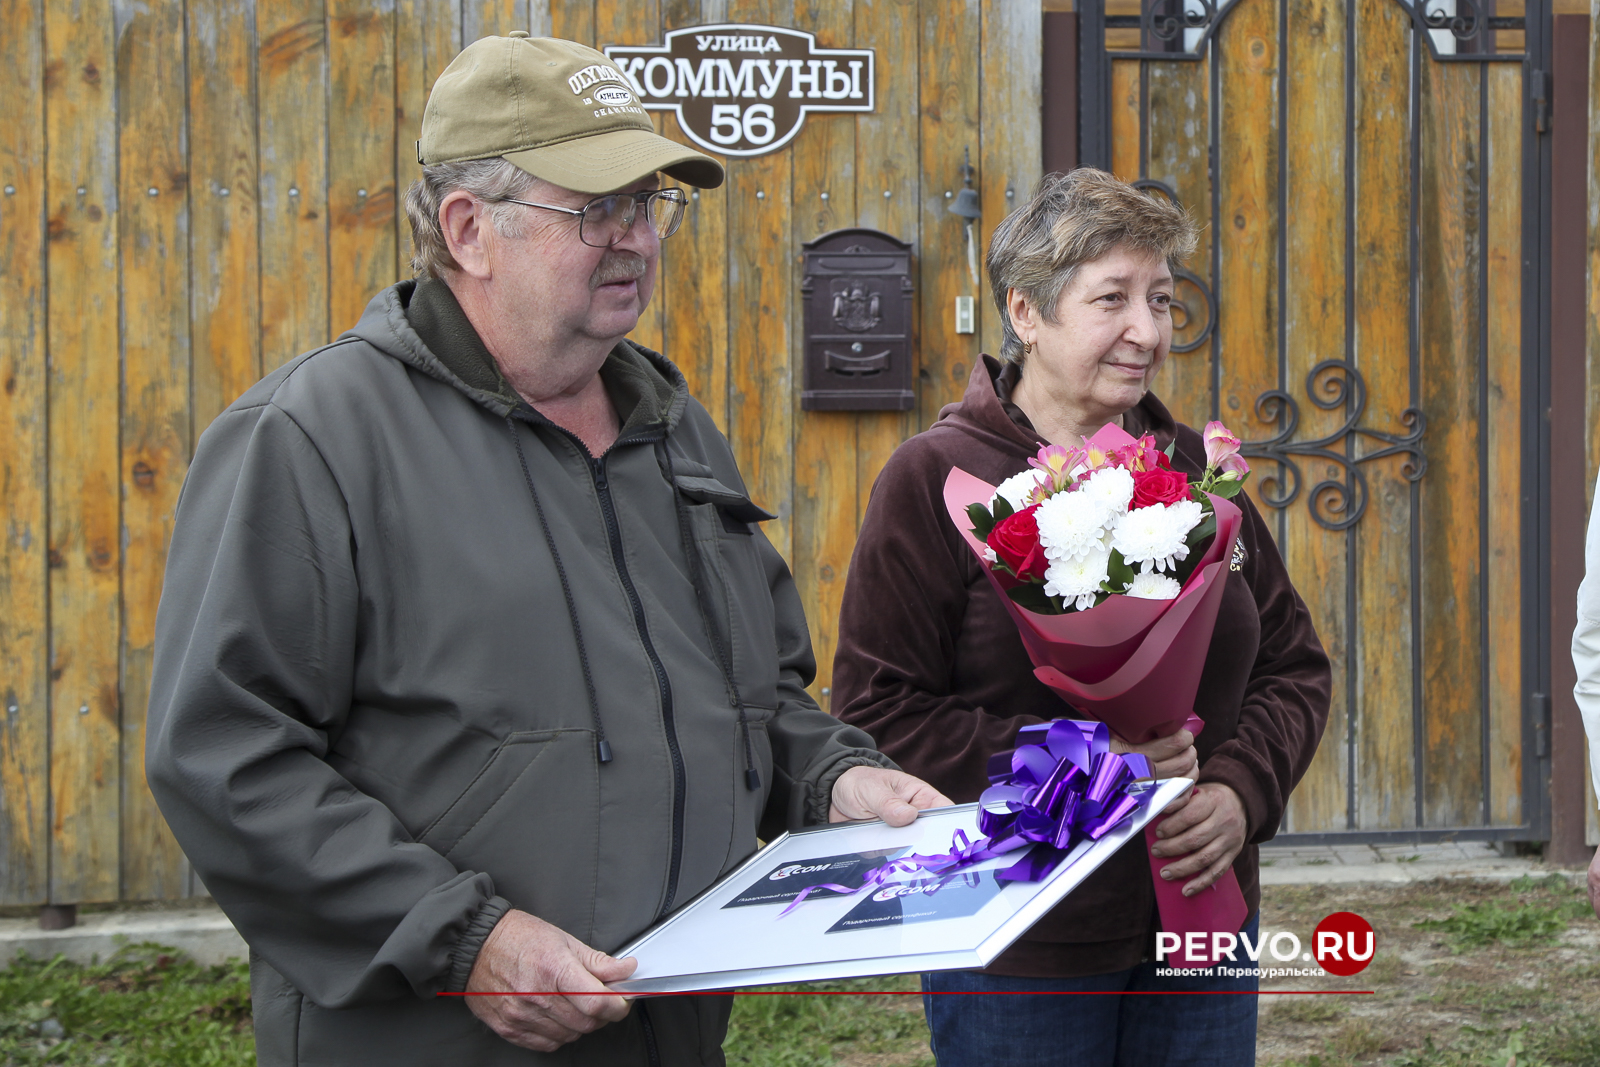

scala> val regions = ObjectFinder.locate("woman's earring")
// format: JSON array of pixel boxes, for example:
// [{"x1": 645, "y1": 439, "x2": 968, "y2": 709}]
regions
[{"x1": 1022, "y1": 340, "x2": 1033, "y2": 356}]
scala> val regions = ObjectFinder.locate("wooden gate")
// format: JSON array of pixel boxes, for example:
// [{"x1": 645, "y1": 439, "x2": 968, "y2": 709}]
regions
[
  {"x1": 0, "y1": 0, "x2": 1040, "y2": 906},
  {"x1": 1072, "y1": 0, "x2": 1550, "y2": 842}
]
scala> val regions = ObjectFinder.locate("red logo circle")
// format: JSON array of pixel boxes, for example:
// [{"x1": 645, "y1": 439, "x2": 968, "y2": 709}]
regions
[{"x1": 1313, "y1": 911, "x2": 1375, "y2": 976}]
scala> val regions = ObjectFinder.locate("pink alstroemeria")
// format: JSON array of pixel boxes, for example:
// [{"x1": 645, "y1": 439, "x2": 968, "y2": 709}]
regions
[
  {"x1": 1113, "y1": 433, "x2": 1167, "y2": 473},
  {"x1": 1203, "y1": 421, "x2": 1243, "y2": 469},
  {"x1": 1028, "y1": 443, "x2": 1085, "y2": 493},
  {"x1": 1218, "y1": 451, "x2": 1250, "y2": 478}
]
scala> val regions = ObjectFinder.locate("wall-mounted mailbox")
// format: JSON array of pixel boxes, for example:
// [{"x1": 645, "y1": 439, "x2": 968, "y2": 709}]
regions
[{"x1": 800, "y1": 228, "x2": 914, "y2": 411}]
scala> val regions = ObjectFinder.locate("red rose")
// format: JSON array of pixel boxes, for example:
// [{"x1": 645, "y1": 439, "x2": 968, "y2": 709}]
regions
[
  {"x1": 986, "y1": 504, "x2": 1048, "y2": 582},
  {"x1": 1131, "y1": 467, "x2": 1192, "y2": 508}
]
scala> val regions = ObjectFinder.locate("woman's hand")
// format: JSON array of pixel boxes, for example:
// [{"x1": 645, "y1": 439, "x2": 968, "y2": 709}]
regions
[
  {"x1": 1148, "y1": 782, "x2": 1247, "y2": 897},
  {"x1": 1110, "y1": 727, "x2": 1197, "y2": 783}
]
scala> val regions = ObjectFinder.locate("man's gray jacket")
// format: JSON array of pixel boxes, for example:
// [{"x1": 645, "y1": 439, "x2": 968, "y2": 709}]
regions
[{"x1": 145, "y1": 280, "x2": 892, "y2": 1065}]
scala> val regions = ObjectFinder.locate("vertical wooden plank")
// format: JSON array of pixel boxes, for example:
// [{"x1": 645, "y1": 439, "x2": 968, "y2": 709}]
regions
[
  {"x1": 978, "y1": 0, "x2": 1041, "y2": 359},
  {"x1": 1352, "y1": 0, "x2": 1415, "y2": 829},
  {"x1": 549, "y1": 0, "x2": 596, "y2": 45},
  {"x1": 1278, "y1": 0, "x2": 1347, "y2": 835},
  {"x1": 1145, "y1": 55, "x2": 1213, "y2": 427},
  {"x1": 393, "y1": 0, "x2": 457, "y2": 281},
  {"x1": 791, "y1": 0, "x2": 856, "y2": 707},
  {"x1": 1486, "y1": 62, "x2": 1521, "y2": 825},
  {"x1": 118, "y1": 0, "x2": 190, "y2": 900},
  {"x1": 0, "y1": 0, "x2": 50, "y2": 906},
  {"x1": 466, "y1": 0, "x2": 529, "y2": 42},
  {"x1": 190, "y1": 0, "x2": 263, "y2": 430},
  {"x1": 851, "y1": 0, "x2": 918, "y2": 684},
  {"x1": 724, "y1": 0, "x2": 794, "y2": 560},
  {"x1": 916, "y1": 0, "x2": 981, "y2": 430},
  {"x1": 1109, "y1": 59, "x2": 1141, "y2": 182},
  {"x1": 258, "y1": 0, "x2": 330, "y2": 366},
  {"x1": 45, "y1": 0, "x2": 122, "y2": 903},
  {"x1": 1214, "y1": 0, "x2": 1280, "y2": 523},
  {"x1": 596, "y1": 0, "x2": 664, "y2": 354},
  {"x1": 1417, "y1": 57, "x2": 1483, "y2": 828},
  {"x1": 327, "y1": 0, "x2": 397, "y2": 332}
]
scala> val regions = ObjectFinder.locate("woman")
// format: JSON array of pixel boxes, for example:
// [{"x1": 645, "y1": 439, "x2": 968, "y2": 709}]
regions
[{"x1": 832, "y1": 168, "x2": 1331, "y2": 1065}]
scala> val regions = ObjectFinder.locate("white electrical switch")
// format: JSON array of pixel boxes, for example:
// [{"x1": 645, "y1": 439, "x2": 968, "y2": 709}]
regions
[{"x1": 955, "y1": 295, "x2": 975, "y2": 334}]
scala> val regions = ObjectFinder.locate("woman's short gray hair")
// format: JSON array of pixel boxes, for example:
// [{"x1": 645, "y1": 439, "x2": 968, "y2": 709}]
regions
[
  {"x1": 985, "y1": 168, "x2": 1198, "y2": 363},
  {"x1": 403, "y1": 158, "x2": 540, "y2": 279}
]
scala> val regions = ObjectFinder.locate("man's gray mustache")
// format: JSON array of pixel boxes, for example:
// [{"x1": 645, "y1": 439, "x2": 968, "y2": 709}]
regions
[{"x1": 591, "y1": 252, "x2": 647, "y2": 288}]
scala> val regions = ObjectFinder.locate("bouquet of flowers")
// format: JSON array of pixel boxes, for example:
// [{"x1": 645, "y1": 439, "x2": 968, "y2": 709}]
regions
[
  {"x1": 942, "y1": 422, "x2": 1249, "y2": 745},
  {"x1": 965, "y1": 422, "x2": 1250, "y2": 614},
  {"x1": 941, "y1": 421, "x2": 1255, "y2": 964}
]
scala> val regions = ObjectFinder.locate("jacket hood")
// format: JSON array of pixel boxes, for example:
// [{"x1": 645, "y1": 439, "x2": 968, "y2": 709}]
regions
[
  {"x1": 935, "y1": 354, "x2": 1182, "y2": 456},
  {"x1": 344, "y1": 279, "x2": 689, "y2": 438}
]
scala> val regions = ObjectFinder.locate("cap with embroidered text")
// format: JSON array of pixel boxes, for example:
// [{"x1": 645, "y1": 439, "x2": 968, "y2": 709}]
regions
[{"x1": 418, "y1": 33, "x2": 724, "y2": 193}]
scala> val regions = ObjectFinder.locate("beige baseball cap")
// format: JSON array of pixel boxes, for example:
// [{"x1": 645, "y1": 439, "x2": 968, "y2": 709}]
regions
[{"x1": 418, "y1": 33, "x2": 725, "y2": 193}]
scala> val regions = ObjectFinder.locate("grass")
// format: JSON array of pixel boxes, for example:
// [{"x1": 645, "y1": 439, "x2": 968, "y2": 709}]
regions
[
  {"x1": 723, "y1": 975, "x2": 932, "y2": 1067},
  {"x1": 0, "y1": 943, "x2": 251, "y2": 1066},
  {"x1": 4, "y1": 873, "x2": 1596, "y2": 1067}
]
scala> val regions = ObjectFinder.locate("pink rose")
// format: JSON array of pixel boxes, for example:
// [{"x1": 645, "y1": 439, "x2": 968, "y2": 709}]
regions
[{"x1": 1131, "y1": 467, "x2": 1192, "y2": 509}]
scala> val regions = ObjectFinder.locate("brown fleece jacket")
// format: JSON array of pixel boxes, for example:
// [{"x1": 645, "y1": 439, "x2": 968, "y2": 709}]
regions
[{"x1": 833, "y1": 356, "x2": 1331, "y2": 978}]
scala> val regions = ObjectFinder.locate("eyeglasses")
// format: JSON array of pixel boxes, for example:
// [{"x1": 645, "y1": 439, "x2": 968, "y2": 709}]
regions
[{"x1": 496, "y1": 188, "x2": 688, "y2": 248}]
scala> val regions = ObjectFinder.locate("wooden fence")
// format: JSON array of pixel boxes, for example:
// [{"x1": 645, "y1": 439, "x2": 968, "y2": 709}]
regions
[
  {"x1": 0, "y1": 0, "x2": 1039, "y2": 906},
  {"x1": 5, "y1": 0, "x2": 1600, "y2": 908}
]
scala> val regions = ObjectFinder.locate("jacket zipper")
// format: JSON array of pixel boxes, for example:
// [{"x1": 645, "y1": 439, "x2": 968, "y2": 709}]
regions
[
  {"x1": 638, "y1": 1001, "x2": 663, "y2": 1067},
  {"x1": 589, "y1": 453, "x2": 688, "y2": 915}
]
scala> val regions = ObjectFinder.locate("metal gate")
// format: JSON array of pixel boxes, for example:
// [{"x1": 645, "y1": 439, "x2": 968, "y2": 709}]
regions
[{"x1": 1070, "y1": 0, "x2": 1552, "y2": 844}]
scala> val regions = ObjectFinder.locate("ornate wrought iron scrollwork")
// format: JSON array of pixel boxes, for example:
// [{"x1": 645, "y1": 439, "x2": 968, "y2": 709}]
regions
[
  {"x1": 1422, "y1": 0, "x2": 1481, "y2": 41},
  {"x1": 1144, "y1": 0, "x2": 1217, "y2": 43},
  {"x1": 1129, "y1": 180, "x2": 1215, "y2": 354},
  {"x1": 1238, "y1": 361, "x2": 1426, "y2": 531}
]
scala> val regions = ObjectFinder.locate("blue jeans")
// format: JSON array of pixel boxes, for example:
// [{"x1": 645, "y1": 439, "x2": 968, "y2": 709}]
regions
[{"x1": 921, "y1": 915, "x2": 1260, "y2": 1067}]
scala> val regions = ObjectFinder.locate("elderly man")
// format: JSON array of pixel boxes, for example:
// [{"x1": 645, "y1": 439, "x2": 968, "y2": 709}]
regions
[{"x1": 146, "y1": 33, "x2": 946, "y2": 1067}]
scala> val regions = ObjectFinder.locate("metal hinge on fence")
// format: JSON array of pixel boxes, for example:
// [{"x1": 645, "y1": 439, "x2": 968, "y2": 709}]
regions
[{"x1": 1531, "y1": 69, "x2": 1550, "y2": 134}]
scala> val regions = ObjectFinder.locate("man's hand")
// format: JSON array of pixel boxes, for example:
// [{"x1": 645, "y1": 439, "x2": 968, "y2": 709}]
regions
[
  {"x1": 464, "y1": 909, "x2": 636, "y2": 1053},
  {"x1": 829, "y1": 766, "x2": 951, "y2": 826},
  {"x1": 1148, "y1": 782, "x2": 1247, "y2": 897},
  {"x1": 1110, "y1": 728, "x2": 1198, "y2": 784},
  {"x1": 1589, "y1": 848, "x2": 1600, "y2": 920}
]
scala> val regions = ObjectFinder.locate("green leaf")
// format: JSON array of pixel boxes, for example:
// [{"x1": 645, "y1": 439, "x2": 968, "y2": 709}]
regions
[
  {"x1": 1211, "y1": 479, "x2": 1245, "y2": 500},
  {"x1": 1104, "y1": 548, "x2": 1136, "y2": 590},
  {"x1": 1007, "y1": 582, "x2": 1062, "y2": 614},
  {"x1": 966, "y1": 502, "x2": 996, "y2": 540},
  {"x1": 992, "y1": 494, "x2": 1015, "y2": 522},
  {"x1": 1163, "y1": 440, "x2": 1177, "y2": 460}
]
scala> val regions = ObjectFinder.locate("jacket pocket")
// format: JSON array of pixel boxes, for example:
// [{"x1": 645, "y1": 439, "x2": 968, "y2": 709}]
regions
[
  {"x1": 419, "y1": 728, "x2": 603, "y2": 940},
  {"x1": 418, "y1": 729, "x2": 594, "y2": 857},
  {"x1": 724, "y1": 712, "x2": 774, "y2": 874},
  {"x1": 674, "y1": 476, "x2": 783, "y2": 712}
]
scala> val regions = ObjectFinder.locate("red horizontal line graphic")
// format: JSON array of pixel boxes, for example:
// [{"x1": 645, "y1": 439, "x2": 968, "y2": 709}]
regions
[{"x1": 438, "y1": 990, "x2": 1373, "y2": 998}]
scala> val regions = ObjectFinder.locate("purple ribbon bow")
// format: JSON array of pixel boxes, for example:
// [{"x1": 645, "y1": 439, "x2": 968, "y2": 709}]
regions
[{"x1": 779, "y1": 720, "x2": 1151, "y2": 916}]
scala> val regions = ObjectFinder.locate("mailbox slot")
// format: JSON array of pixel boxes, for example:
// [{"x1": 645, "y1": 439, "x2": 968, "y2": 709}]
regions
[{"x1": 800, "y1": 228, "x2": 914, "y2": 411}]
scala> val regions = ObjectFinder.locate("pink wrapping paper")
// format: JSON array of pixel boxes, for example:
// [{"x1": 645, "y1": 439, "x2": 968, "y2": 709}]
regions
[{"x1": 941, "y1": 424, "x2": 1250, "y2": 964}]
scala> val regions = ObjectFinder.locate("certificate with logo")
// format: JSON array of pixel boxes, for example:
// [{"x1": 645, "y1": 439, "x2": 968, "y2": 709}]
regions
[{"x1": 609, "y1": 778, "x2": 1191, "y2": 993}]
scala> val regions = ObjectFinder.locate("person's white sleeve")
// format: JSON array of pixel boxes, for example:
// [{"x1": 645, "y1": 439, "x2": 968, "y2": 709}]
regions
[{"x1": 1571, "y1": 467, "x2": 1600, "y2": 807}]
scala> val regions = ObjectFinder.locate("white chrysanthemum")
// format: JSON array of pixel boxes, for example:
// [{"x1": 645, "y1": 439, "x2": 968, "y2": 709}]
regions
[
  {"x1": 990, "y1": 470, "x2": 1046, "y2": 513},
  {"x1": 982, "y1": 545, "x2": 1000, "y2": 564},
  {"x1": 1034, "y1": 490, "x2": 1115, "y2": 563},
  {"x1": 1111, "y1": 499, "x2": 1205, "y2": 572},
  {"x1": 1125, "y1": 570, "x2": 1183, "y2": 600},
  {"x1": 1077, "y1": 466, "x2": 1135, "y2": 512},
  {"x1": 1044, "y1": 546, "x2": 1111, "y2": 611}
]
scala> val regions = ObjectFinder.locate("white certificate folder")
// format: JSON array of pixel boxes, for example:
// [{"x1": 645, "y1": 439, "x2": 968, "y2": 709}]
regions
[{"x1": 610, "y1": 777, "x2": 1191, "y2": 993}]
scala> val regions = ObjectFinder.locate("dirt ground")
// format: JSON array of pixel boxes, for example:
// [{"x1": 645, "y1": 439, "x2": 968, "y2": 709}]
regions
[{"x1": 1255, "y1": 875, "x2": 1600, "y2": 1066}]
